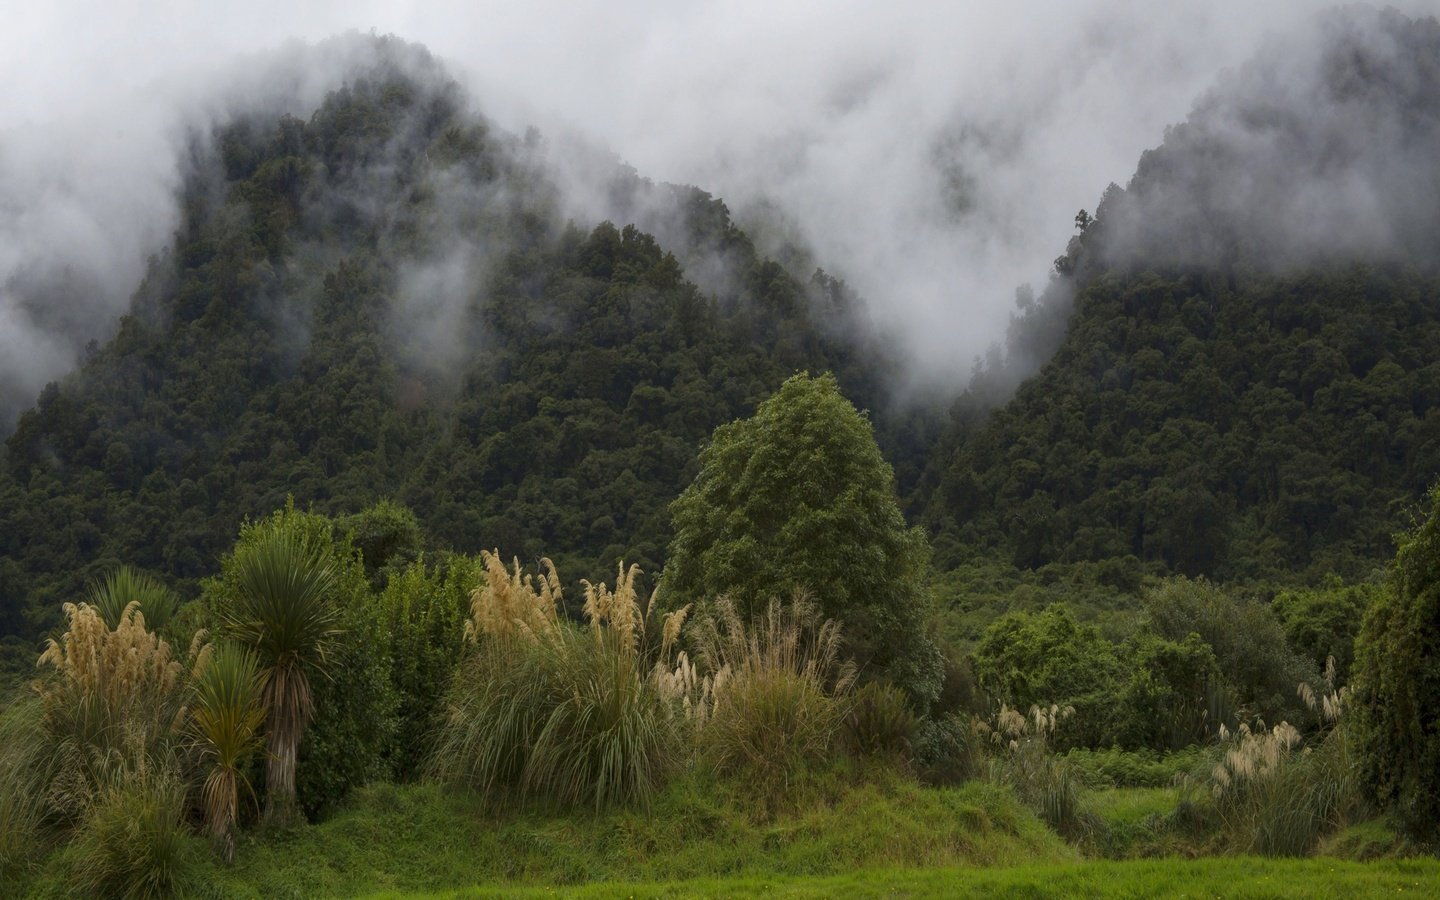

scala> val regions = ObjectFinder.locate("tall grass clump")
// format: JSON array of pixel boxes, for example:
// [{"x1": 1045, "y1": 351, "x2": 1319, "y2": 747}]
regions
[
  {"x1": 35, "y1": 601, "x2": 192, "y2": 821},
  {"x1": 691, "y1": 593, "x2": 856, "y2": 800},
  {"x1": 68, "y1": 755, "x2": 198, "y2": 899},
  {"x1": 0, "y1": 698, "x2": 52, "y2": 883},
  {"x1": 1208, "y1": 659, "x2": 1365, "y2": 855},
  {"x1": 982, "y1": 703, "x2": 1097, "y2": 841},
  {"x1": 432, "y1": 554, "x2": 685, "y2": 810}
]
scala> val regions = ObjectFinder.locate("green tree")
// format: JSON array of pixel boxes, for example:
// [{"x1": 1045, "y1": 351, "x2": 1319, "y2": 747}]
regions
[
  {"x1": 1352, "y1": 483, "x2": 1440, "y2": 844},
  {"x1": 217, "y1": 512, "x2": 341, "y2": 826},
  {"x1": 664, "y1": 373, "x2": 941, "y2": 705}
]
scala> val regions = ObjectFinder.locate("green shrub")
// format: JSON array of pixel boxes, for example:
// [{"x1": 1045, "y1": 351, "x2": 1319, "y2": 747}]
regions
[
  {"x1": 1144, "y1": 577, "x2": 1315, "y2": 727},
  {"x1": 913, "y1": 713, "x2": 983, "y2": 786},
  {"x1": 971, "y1": 605, "x2": 1125, "y2": 748},
  {"x1": 68, "y1": 760, "x2": 198, "y2": 899},
  {"x1": 845, "y1": 680, "x2": 917, "y2": 759},
  {"x1": 379, "y1": 554, "x2": 471, "y2": 781},
  {"x1": 1351, "y1": 482, "x2": 1440, "y2": 845}
]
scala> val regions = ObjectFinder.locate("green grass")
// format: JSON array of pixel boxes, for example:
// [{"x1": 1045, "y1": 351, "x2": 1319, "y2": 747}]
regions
[
  {"x1": 371, "y1": 857, "x2": 1440, "y2": 898},
  {"x1": 95, "y1": 771, "x2": 1070, "y2": 899}
]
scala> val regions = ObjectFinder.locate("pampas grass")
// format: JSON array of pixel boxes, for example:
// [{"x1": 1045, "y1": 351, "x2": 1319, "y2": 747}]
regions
[
  {"x1": 435, "y1": 556, "x2": 683, "y2": 810},
  {"x1": 690, "y1": 593, "x2": 856, "y2": 799}
]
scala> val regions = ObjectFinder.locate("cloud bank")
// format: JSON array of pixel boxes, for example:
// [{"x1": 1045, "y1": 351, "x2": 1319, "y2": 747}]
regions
[{"x1": 2, "y1": 1, "x2": 1435, "y2": 426}]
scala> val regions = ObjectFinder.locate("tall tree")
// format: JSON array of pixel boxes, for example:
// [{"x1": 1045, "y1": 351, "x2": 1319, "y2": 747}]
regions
[
  {"x1": 664, "y1": 373, "x2": 942, "y2": 706},
  {"x1": 220, "y1": 516, "x2": 340, "y2": 825},
  {"x1": 1351, "y1": 482, "x2": 1440, "y2": 844}
]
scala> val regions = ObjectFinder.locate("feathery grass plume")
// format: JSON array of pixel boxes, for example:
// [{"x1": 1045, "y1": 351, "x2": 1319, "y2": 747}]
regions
[
  {"x1": 191, "y1": 641, "x2": 265, "y2": 862},
  {"x1": 69, "y1": 751, "x2": 197, "y2": 899},
  {"x1": 87, "y1": 566, "x2": 180, "y2": 633},
  {"x1": 1207, "y1": 680, "x2": 1365, "y2": 857},
  {"x1": 690, "y1": 593, "x2": 856, "y2": 804},
  {"x1": 464, "y1": 551, "x2": 562, "y2": 644},
  {"x1": 980, "y1": 702, "x2": 1096, "y2": 841},
  {"x1": 222, "y1": 519, "x2": 340, "y2": 826},
  {"x1": 436, "y1": 558, "x2": 681, "y2": 810},
  {"x1": 35, "y1": 601, "x2": 190, "y2": 820}
]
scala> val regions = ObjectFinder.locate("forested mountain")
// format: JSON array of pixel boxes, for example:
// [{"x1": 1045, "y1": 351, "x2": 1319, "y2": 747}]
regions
[
  {"x1": 0, "y1": 38, "x2": 923, "y2": 639},
  {"x1": 920, "y1": 7, "x2": 1440, "y2": 581},
  {"x1": 3, "y1": 7, "x2": 1439, "y2": 650}
]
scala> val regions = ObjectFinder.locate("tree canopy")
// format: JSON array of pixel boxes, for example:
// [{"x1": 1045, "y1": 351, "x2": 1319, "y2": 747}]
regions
[{"x1": 664, "y1": 373, "x2": 942, "y2": 705}]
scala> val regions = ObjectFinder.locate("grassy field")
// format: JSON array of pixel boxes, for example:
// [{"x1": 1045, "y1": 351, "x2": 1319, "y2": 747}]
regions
[
  {"x1": 13, "y1": 772, "x2": 1432, "y2": 897},
  {"x1": 377, "y1": 857, "x2": 1440, "y2": 899}
]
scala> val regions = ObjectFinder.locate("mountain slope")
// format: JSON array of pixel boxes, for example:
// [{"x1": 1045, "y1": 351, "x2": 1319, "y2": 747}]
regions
[
  {"x1": 0, "y1": 38, "x2": 913, "y2": 639},
  {"x1": 922, "y1": 7, "x2": 1440, "y2": 580}
]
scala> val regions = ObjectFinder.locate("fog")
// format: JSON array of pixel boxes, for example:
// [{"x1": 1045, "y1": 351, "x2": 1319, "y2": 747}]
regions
[{"x1": 2, "y1": 1, "x2": 1435, "y2": 426}]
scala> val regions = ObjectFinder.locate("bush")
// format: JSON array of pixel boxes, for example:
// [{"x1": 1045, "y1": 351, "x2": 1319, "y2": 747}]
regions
[
  {"x1": 379, "y1": 554, "x2": 471, "y2": 781},
  {"x1": 665, "y1": 373, "x2": 942, "y2": 706},
  {"x1": 913, "y1": 713, "x2": 983, "y2": 786},
  {"x1": 845, "y1": 681, "x2": 917, "y2": 760},
  {"x1": 1144, "y1": 577, "x2": 1316, "y2": 727},
  {"x1": 68, "y1": 760, "x2": 198, "y2": 899},
  {"x1": 971, "y1": 605, "x2": 1124, "y2": 748},
  {"x1": 1352, "y1": 482, "x2": 1440, "y2": 844}
]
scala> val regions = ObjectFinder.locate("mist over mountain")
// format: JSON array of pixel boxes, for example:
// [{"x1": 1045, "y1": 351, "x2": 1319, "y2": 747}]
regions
[
  {"x1": 10, "y1": 1, "x2": 1438, "y2": 431},
  {"x1": 3, "y1": 5, "x2": 1440, "y2": 645},
  {"x1": 922, "y1": 5, "x2": 1440, "y2": 580}
]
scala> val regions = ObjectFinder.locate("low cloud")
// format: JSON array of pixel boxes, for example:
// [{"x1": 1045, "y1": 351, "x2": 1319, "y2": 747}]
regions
[{"x1": 2, "y1": 1, "x2": 1435, "y2": 427}]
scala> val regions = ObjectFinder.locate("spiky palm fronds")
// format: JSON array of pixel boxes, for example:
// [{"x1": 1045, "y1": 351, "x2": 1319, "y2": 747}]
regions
[
  {"x1": 221, "y1": 521, "x2": 340, "y2": 826},
  {"x1": 191, "y1": 641, "x2": 264, "y2": 862},
  {"x1": 87, "y1": 566, "x2": 179, "y2": 633}
]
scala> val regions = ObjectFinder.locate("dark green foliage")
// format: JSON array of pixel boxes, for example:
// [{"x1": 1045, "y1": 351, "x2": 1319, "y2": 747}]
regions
[
  {"x1": 912, "y1": 714, "x2": 982, "y2": 786},
  {"x1": 0, "y1": 49, "x2": 912, "y2": 646},
  {"x1": 86, "y1": 566, "x2": 179, "y2": 634},
  {"x1": 844, "y1": 681, "x2": 918, "y2": 759},
  {"x1": 1352, "y1": 482, "x2": 1440, "y2": 845},
  {"x1": 1143, "y1": 578, "x2": 1314, "y2": 727},
  {"x1": 971, "y1": 606, "x2": 1124, "y2": 748},
  {"x1": 1115, "y1": 632, "x2": 1223, "y2": 751},
  {"x1": 203, "y1": 504, "x2": 398, "y2": 821},
  {"x1": 341, "y1": 500, "x2": 424, "y2": 589},
  {"x1": 665, "y1": 373, "x2": 942, "y2": 705},
  {"x1": 378, "y1": 554, "x2": 471, "y2": 781},
  {"x1": 1272, "y1": 577, "x2": 1378, "y2": 682}
]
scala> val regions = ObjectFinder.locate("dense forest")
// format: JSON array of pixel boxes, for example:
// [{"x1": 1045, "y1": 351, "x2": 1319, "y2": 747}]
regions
[
  {"x1": 0, "y1": 42, "x2": 932, "y2": 652},
  {"x1": 3, "y1": 8, "x2": 1440, "y2": 894}
]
